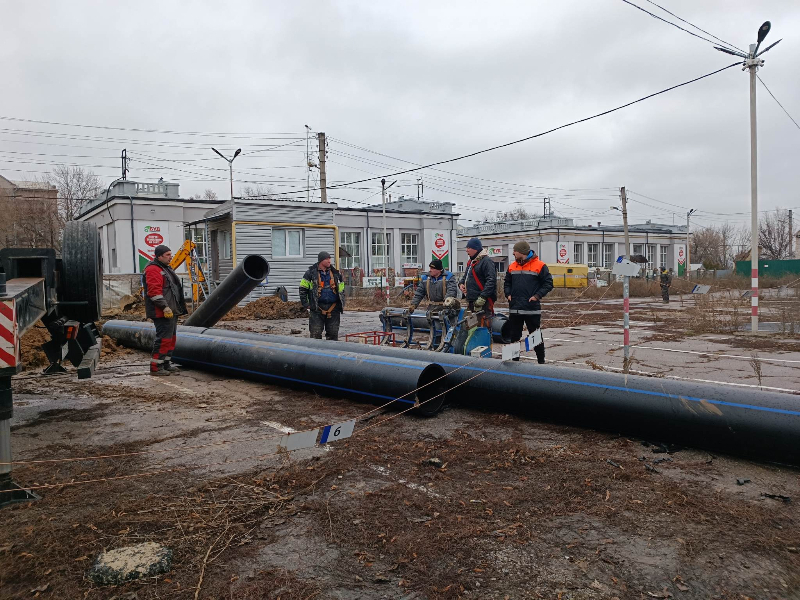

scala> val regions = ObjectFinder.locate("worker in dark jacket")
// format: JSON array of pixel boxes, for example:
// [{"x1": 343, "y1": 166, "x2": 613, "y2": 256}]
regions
[
  {"x1": 143, "y1": 245, "x2": 188, "y2": 375},
  {"x1": 458, "y1": 237, "x2": 497, "y2": 325},
  {"x1": 299, "y1": 251, "x2": 346, "y2": 340},
  {"x1": 409, "y1": 259, "x2": 457, "y2": 311},
  {"x1": 504, "y1": 241, "x2": 553, "y2": 364},
  {"x1": 660, "y1": 267, "x2": 672, "y2": 303}
]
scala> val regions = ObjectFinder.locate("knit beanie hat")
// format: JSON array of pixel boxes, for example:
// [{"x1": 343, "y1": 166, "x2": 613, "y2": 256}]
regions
[
  {"x1": 466, "y1": 238, "x2": 483, "y2": 252},
  {"x1": 513, "y1": 241, "x2": 531, "y2": 255},
  {"x1": 318, "y1": 251, "x2": 331, "y2": 262},
  {"x1": 154, "y1": 245, "x2": 171, "y2": 258},
  {"x1": 429, "y1": 259, "x2": 444, "y2": 270}
]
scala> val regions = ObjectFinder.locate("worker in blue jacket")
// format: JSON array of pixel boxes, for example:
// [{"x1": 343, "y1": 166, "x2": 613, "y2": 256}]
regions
[{"x1": 409, "y1": 259, "x2": 457, "y2": 311}]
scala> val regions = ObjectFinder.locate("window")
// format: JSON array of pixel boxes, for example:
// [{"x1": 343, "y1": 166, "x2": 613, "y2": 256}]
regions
[
  {"x1": 457, "y1": 262, "x2": 464, "y2": 272},
  {"x1": 401, "y1": 233, "x2": 418, "y2": 264},
  {"x1": 573, "y1": 242, "x2": 584, "y2": 265},
  {"x1": 603, "y1": 243, "x2": 615, "y2": 268},
  {"x1": 340, "y1": 231, "x2": 361, "y2": 269},
  {"x1": 632, "y1": 243, "x2": 643, "y2": 257},
  {"x1": 660, "y1": 245, "x2": 668, "y2": 268},
  {"x1": 587, "y1": 243, "x2": 599, "y2": 267},
  {"x1": 647, "y1": 244, "x2": 656, "y2": 269},
  {"x1": 273, "y1": 228, "x2": 302, "y2": 258},
  {"x1": 219, "y1": 230, "x2": 231, "y2": 260},
  {"x1": 371, "y1": 232, "x2": 390, "y2": 270},
  {"x1": 495, "y1": 260, "x2": 506, "y2": 273}
]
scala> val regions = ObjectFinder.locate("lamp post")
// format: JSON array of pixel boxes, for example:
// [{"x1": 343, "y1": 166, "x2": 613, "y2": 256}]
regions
[
  {"x1": 381, "y1": 178, "x2": 396, "y2": 306},
  {"x1": 612, "y1": 191, "x2": 632, "y2": 368},
  {"x1": 714, "y1": 21, "x2": 781, "y2": 334},
  {"x1": 686, "y1": 208, "x2": 696, "y2": 279},
  {"x1": 212, "y1": 148, "x2": 242, "y2": 201}
]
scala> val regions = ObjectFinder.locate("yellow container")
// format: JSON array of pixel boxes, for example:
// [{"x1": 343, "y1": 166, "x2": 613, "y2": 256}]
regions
[{"x1": 547, "y1": 263, "x2": 589, "y2": 288}]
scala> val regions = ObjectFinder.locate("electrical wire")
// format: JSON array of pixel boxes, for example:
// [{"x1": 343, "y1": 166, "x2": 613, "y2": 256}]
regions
[
  {"x1": 272, "y1": 62, "x2": 741, "y2": 198},
  {"x1": 757, "y1": 75, "x2": 800, "y2": 131},
  {"x1": 618, "y1": 0, "x2": 738, "y2": 49},
  {"x1": 641, "y1": 0, "x2": 744, "y2": 52}
]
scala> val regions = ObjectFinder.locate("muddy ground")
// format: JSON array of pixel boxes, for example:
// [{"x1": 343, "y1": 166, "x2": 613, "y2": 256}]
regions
[{"x1": 2, "y1": 288, "x2": 799, "y2": 599}]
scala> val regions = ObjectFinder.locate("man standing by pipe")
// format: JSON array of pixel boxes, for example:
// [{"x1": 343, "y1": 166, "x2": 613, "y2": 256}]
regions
[
  {"x1": 143, "y1": 245, "x2": 187, "y2": 376},
  {"x1": 504, "y1": 241, "x2": 553, "y2": 364},
  {"x1": 300, "y1": 251, "x2": 345, "y2": 341},
  {"x1": 408, "y1": 259, "x2": 457, "y2": 312},
  {"x1": 458, "y1": 237, "x2": 497, "y2": 326}
]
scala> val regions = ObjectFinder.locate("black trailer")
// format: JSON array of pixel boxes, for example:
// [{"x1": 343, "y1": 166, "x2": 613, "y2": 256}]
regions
[{"x1": 0, "y1": 221, "x2": 104, "y2": 506}]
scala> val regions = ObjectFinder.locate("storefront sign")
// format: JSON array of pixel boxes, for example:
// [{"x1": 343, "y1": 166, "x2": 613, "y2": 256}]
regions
[
  {"x1": 486, "y1": 247, "x2": 504, "y2": 257},
  {"x1": 363, "y1": 276, "x2": 383, "y2": 288},
  {"x1": 557, "y1": 242, "x2": 570, "y2": 264},
  {"x1": 432, "y1": 231, "x2": 450, "y2": 269},
  {"x1": 136, "y1": 222, "x2": 170, "y2": 272}
]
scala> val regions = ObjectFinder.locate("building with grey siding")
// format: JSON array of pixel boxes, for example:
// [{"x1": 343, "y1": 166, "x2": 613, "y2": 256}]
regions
[
  {"x1": 195, "y1": 198, "x2": 339, "y2": 302},
  {"x1": 456, "y1": 217, "x2": 690, "y2": 275}
]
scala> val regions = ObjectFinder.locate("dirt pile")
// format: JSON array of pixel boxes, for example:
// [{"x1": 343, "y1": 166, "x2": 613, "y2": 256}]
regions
[
  {"x1": 221, "y1": 296, "x2": 306, "y2": 321},
  {"x1": 19, "y1": 323, "x2": 50, "y2": 369},
  {"x1": 101, "y1": 335, "x2": 133, "y2": 358}
]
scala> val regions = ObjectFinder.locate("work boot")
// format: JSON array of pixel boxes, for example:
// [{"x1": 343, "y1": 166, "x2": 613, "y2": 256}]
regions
[
  {"x1": 150, "y1": 368, "x2": 170, "y2": 377},
  {"x1": 163, "y1": 361, "x2": 180, "y2": 373}
]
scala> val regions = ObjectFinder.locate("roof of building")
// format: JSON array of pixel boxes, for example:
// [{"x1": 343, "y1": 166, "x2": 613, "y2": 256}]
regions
[{"x1": 11, "y1": 180, "x2": 56, "y2": 191}]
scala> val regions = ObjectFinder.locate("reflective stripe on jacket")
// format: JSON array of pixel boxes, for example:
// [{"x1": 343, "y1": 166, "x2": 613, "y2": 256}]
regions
[
  {"x1": 458, "y1": 252, "x2": 497, "y2": 302},
  {"x1": 299, "y1": 263, "x2": 346, "y2": 312},
  {"x1": 504, "y1": 253, "x2": 553, "y2": 315}
]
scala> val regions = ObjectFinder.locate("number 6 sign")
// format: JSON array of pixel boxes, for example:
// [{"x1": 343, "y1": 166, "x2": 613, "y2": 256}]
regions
[{"x1": 319, "y1": 420, "x2": 356, "y2": 444}]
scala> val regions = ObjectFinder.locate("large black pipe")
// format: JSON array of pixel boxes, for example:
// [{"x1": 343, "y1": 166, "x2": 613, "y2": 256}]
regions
[
  {"x1": 184, "y1": 255, "x2": 270, "y2": 328},
  {"x1": 108, "y1": 321, "x2": 800, "y2": 466},
  {"x1": 103, "y1": 321, "x2": 449, "y2": 416}
]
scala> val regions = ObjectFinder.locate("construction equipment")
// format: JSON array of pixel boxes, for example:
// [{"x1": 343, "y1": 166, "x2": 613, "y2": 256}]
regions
[
  {"x1": 1, "y1": 221, "x2": 104, "y2": 506},
  {"x1": 379, "y1": 304, "x2": 493, "y2": 357},
  {"x1": 169, "y1": 240, "x2": 210, "y2": 304}
]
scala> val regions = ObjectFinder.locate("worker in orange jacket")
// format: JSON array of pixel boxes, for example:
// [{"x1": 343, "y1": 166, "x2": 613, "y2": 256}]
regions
[{"x1": 143, "y1": 245, "x2": 187, "y2": 375}]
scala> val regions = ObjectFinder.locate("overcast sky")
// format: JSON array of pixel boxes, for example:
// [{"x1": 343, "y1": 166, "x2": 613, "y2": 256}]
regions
[{"x1": 2, "y1": 0, "x2": 799, "y2": 228}]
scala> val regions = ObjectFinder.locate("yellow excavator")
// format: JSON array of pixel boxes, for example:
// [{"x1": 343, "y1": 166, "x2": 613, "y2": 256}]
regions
[{"x1": 170, "y1": 240, "x2": 209, "y2": 303}]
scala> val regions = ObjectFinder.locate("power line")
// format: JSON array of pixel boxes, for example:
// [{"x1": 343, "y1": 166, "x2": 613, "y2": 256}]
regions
[
  {"x1": 619, "y1": 0, "x2": 738, "y2": 49},
  {"x1": 642, "y1": 0, "x2": 744, "y2": 52},
  {"x1": 757, "y1": 75, "x2": 800, "y2": 131},
  {"x1": 288, "y1": 62, "x2": 739, "y2": 198},
  {"x1": 0, "y1": 115, "x2": 303, "y2": 138}
]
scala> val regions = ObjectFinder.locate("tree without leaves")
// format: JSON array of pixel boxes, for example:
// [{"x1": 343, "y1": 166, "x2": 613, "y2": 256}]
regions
[
  {"x1": 240, "y1": 184, "x2": 276, "y2": 199},
  {"x1": 190, "y1": 189, "x2": 219, "y2": 201},
  {"x1": 45, "y1": 165, "x2": 102, "y2": 222},
  {"x1": 487, "y1": 206, "x2": 537, "y2": 223},
  {"x1": 759, "y1": 209, "x2": 793, "y2": 260}
]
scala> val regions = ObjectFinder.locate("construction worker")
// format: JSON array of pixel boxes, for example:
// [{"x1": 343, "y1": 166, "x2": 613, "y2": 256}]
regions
[
  {"x1": 143, "y1": 244, "x2": 187, "y2": 376},
  {"x1": 300, "y1": 251, "x2": 345, "y2": 340},
  {"x1": 504, "y1": 241, "x2": 553, "y2": 364},
  {"x1": 458, "y1": 237, "x2": 497, "y2": 326},
  {"x1": 660, "y1": 267, "x2": 672, "y2": 304},
  {"x1": 409, "y1": 259, "x2": 457, "y2": 311}
]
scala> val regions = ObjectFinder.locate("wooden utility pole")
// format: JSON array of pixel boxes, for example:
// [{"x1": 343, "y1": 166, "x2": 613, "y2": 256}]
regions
[
  {"x1": 789, "y1": 209, "x2": 794, "y2": 258},
  {"x1": 317, "y1": 132, "x2": 327, "y2": 203},
  {"x1": 620, "y1": 186, "x2": 630, "y2": 368}
]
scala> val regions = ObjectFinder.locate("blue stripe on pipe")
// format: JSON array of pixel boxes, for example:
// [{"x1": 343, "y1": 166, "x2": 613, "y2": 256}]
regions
[
  {"x1": 106, "y1": 322, "x2": 800, "y2": 418},
  {"x1": 174, "y1": 356, "x2": 416, "y2": 404},
  {"x1": 320, "y1": 425, "x2": 331, "y2": 444}
]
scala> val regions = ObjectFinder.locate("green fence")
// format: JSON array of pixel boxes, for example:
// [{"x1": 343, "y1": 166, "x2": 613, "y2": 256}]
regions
[{"x1": 735, "y1": 259, "x2": 800, "y2": 279}]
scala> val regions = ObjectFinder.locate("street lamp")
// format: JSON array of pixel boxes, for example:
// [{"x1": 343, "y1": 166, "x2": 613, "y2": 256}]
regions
[
  {"x1": 686, "y1": 209, "x2": 696, "y2": 279},
  {"x1": 381, "y1": 178, "x2": 397, "y2": 306},
  {"x1": 212, "y1": 147, "x2": 242, "y2": 201},
  {"x1": 714, "y1": 21, "x2": 782, "y2": 334}
]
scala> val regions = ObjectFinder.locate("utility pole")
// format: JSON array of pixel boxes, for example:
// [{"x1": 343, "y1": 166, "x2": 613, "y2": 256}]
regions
[
  {"x1": 789, "y1": 209, "x2": 794, "y2": 258},
  {"x1": 121, "y1": 149, "x2": 128, "y2": 180},
  {"x1": 381, "y1": 178, "x2": 396, "y2": 306},
  {"x1": 686, "y1": 208, "x2": 696, "y2": 279},
  {"x1": 619, "y1": 187, "x2": 630, "y2": 367},
  {"x1": 317, "y1": 132, "x2": 327, "y2": 203},
  {"x1": 716, "y1": 21, "x2": 781, "y2": 333},
  {"x1": 417, "y1": 178, "x2": 423, "y2": 202},
  {"x1": 212, "y1": 148, "x2": 241, "y2": 201},
  {"x1": 305, "y1": 125, "x2": 311, "y2": 203}
]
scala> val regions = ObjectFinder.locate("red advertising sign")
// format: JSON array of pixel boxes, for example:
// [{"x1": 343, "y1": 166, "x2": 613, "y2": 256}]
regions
[
  {"x1": 145, "y1": 233, "x2": 164, "y2": 247},
  {"x1": 434, "y1": 238, "x2": 445, "y2": 249}
]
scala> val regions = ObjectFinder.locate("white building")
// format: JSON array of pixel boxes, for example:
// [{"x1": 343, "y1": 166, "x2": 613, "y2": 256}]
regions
[
  {"x1": 457, "y1": 217, "x2": 690, "y2": 275},
  {"x1": 76, "y1": 180, "x2": 223, "y2": 274}
]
